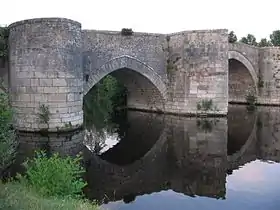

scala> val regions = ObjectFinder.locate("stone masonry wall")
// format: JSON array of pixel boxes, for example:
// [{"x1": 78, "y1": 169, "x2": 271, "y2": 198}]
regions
[
  {"x1": 82, "y1": 30, "x2": 167, "y2": 79},
  {"x1": 82, "y1": 30, "x2": 168, "y2": 112},
  {"x1": 229, "y1": 43, "x2": 259, "y2": 76},
  {"x1": 8, "y1": 18, "x2": 83, "y2": 132},
  {"x1": 228, "y1": 43, "x2": 259, "y2": 103},
  {"x1": 228, "y1": 59, "x2": 256, "y2": 102},
  {"x1": 11, "y1": 17, "x2": 280, "y2": 132},
  {"x1": 111, "y1": 69, "x2": 165, "y2": 111},
  {"x1": 258, "y1": 47, "x2": 280, "y2": 104},
  {"x1": 164, "y1": 30, "x2": 228, "y2": 115}
]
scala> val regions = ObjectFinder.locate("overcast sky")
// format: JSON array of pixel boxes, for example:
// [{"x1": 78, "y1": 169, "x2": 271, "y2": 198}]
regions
[{"x1": 0, "y1": 0, "x2": 278, "y2": 41}]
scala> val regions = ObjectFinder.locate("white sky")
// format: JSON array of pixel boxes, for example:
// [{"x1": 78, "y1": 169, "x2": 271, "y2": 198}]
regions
[{"x1": 0, "y1": 0, "x2": 279, "y2": 41}]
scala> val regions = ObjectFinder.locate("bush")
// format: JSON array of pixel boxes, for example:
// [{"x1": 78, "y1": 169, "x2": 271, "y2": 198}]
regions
[
  {"x1": 19, "y1": 151, "x2": 87, "y2": 198},
  {"x1": 0, "y1": 181, "x2": 99, "y2": 210},
  {"x1": 245, "y1": 91, "x2": 257, "y2": 106},
  {"x1": 121, "y1": 28, "x2": 133, "y2": 36},
  {"x1": 0, "y1": 92, "x2": 17, "y2": 176},
  {"x1": 197, "y1": 99, "x2": 213, "y2": 111}
]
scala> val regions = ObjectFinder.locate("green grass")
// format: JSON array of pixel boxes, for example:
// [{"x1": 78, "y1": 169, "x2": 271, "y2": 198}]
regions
[{"x1": 0, "y1": 182, "x2": 99, "y2": 210}]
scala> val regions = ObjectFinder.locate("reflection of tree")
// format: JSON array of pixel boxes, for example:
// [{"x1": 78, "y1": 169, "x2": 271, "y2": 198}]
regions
[
  {"x1": 196, "y1": 119, "x2": 219, "y2": 133},
  {"x1": 83, "y1": 75, "x2": 127, "y2": 134},
  {"x1": 83, "y1": 75, "x2": 127, "y2": 154}
]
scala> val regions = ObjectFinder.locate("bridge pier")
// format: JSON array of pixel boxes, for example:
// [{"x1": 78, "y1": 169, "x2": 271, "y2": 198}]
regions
[
  {"x1": 163, "y1": 30, "x2": 229, "y2": 116},
  {"x1": 8, "y1": 18, "x2": 84, "y2": 132}
]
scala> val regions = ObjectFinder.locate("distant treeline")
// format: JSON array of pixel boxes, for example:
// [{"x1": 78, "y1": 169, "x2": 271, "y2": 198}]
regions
[{"x1": 228, "y1": 30, "x2": 280, "y2": 47}]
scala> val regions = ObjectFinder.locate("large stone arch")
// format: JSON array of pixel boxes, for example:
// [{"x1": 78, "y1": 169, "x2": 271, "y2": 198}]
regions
[
  {"x1": 228, "y1": 50, "x2": 259, "y2": 96},
  {"x1": 83, "y1": 55, "x2": 168, "y2": 101}
]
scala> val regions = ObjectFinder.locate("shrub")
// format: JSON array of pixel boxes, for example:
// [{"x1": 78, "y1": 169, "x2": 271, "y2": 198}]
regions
[
  {"x1": 0, "y1": 92, "x2": 17, "y2": 176},
  {"x1": 38, "y1": 104, "x2": 50, "y2": 124},
  {"x1": 0, "y1": 181, "x2": 99, "y2": 210},
  {"x1": 245, "y1": 91, "x2": 257, "y2": 106},
  {"x1": 19, "y1": 151, "x2": 87, "y2": 198},
  {"x1": 121, "y1": 28, "x2": 133, "y2": 36},
  {"x1": 197, "y1": 99, "x2": 213, "y2": 112}
]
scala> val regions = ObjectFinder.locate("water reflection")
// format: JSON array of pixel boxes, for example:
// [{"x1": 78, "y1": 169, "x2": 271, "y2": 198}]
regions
[
  {"x1": 82, "y1": 105, "x2": 280, "y2": 209},
  {"x1": 7, "y1": 130, "x2": 85, "y2": 178},
  {"x1": 10, "y1": 105, "x2": 280, "y2": 210}
]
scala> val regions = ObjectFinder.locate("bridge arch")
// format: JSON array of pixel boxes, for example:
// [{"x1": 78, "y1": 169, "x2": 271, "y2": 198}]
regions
[
  {"x1": 228, "y1": 51, "x2": 259, "y2": 102},
  {"x1": 83, "y1": 55, "x2": 168, "y2": 101}
]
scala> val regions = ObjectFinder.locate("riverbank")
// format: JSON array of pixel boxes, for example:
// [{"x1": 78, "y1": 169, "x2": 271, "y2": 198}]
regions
[{"x1": 0, "y1": 181, "x2": 99, "y2": 210}]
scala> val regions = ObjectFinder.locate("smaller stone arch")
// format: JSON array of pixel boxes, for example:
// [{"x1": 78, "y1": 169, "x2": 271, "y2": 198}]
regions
[
  {"x1": 83, "y1": 55, "x2": 168, "y2": 101},
  {"x1": 228, "y1": 50, "x2": 259, "y2": 95}
]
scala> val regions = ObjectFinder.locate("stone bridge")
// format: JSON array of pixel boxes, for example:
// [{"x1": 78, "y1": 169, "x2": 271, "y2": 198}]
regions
[{"x1": 1, "y1": 17, "x2": 280, "y2": 132}]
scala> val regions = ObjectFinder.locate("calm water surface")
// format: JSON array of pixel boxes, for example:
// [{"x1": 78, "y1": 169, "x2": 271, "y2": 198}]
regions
[{"x1": 10, "y1": 105, "x2": 280, "y2": 210}]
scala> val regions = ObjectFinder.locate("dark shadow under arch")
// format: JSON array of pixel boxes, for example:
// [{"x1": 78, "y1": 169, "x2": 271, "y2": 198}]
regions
[{"x1": 228, "y1": 51, "x2": 258, "y2": 103}]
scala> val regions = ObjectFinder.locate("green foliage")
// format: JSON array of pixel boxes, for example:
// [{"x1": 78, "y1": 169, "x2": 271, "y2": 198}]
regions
[
  {"x1": 19, "y1": 151, "x2": 87, "y2": 198},
  {"x1": 121, "y1": 28, "x2": 133, "y2": 36},
  {"x1": 258, "y1": 38, "x2": 272, "y2": 47},
  {"x1": 197, "y1": 99, "x2": 214, "y2": 111},
  {"x1": 240, "y1": 34, "x2": 258, "y2": 46},
  {"x1": 0, "y1": 181, "x2": 99, "y2": 210},
  {"x1": 245, "y1": 91, "x2": 257, "y2": 109},
  {"x1": 38, "y1": 104, "x2": 50, "y2": 124},
  {"x1": 258, "y1": 78, "x2": 264, "y2": 88},
  {"x1": 228, "y1": 31, "x2": 237, "y2": 43},
  {"x1": 166, "y1": 59, "x2": 178, "y2": 75},
  {"x1": 84, "y1": 75, "x2": 126, "y2": 133},
  {"x1": 0, "y1": 92, "x2": 17, "y2": 175},
  {"x1": 196, "y1": 119, "x2": 213, "y2": 133},
  {"x1": 0, "y1": 26, "x2": 8, "y2": 58},
  {"x1": 270, "y1": 30, "x2": 280, "y2": 46}
]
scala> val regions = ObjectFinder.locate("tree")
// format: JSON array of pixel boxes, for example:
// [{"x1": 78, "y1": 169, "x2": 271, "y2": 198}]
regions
[
  {"x1": 228, "y1": 31, "x2": 237, "y2": 43},
  {"x1": 258, "y1": 38, "x2": 272, "y2": 47},
  {"x1": 240, "y1": 37, "x2": 249, "y2": 44},
  {"x1": 240, "y1": 34, "x2": 258, "y2": 46},
  {"x1": 0, "y1": 92, "x2": 17, "y2": 176},
  {"x1": 270, "y1": 30, "x2": 280, "y2": 46},
  {"x1": 0, "y1": 27, "x2": 9, "y2": 58}
]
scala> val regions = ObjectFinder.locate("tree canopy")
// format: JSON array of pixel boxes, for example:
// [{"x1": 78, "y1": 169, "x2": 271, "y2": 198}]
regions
[
  {"x1": 239, "y1": 34, "x2": 258, "y2": 46},
  {"x1": 270, "y1": 30, "x2": 280, "y2": 46},
  {"x1": 258, "y1": 38, "x2": 272, "y2": 47},
  {"x1": 228, "y1": 30, "x2": 280, "y2": 47},
  {"x1": 228, "y1": 31, "x2": 237, "y2": 43}
]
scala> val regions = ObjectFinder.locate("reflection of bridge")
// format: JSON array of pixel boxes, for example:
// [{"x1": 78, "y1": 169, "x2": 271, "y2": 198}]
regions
[
  {"x1": 2, "y1": 17, "x2": 280, "y2": 132},
  {"x1": 11, "y1": 106, "x2": 280, "y2": 204}
]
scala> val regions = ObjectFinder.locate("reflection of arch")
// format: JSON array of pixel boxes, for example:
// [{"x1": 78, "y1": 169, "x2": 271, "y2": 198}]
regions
[
  {"x1": 99, "y1": 112, "x2": 166, "y2": 165},
  {"x1": 90, "y1": 126, "x2": 168, "y2": 171},
  {"x1": 228, "y1": 50, "x2": 258, "y2": 95},
  {"x1": 227, "y1": 112, "x2": 258, "y2": 168},
  {"x1": 83, "y1": 55, "x2": 167, "y2": 100},
  {"x1": 84, "y1": 126, "x2": 169, "y2": 203}
]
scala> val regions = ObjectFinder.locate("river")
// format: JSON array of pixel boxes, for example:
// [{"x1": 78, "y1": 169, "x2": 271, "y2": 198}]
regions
[{"x1": 8, "y1": 104, "x2": 280, "y2": 210}]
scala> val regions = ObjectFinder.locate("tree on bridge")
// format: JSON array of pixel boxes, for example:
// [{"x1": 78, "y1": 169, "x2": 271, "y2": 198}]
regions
[
  {"x1": 228, "y1": 31, "x2": 237, "y2": 43},
  {"x1": 240, "y1": 34, "x2": 258, "y2": 46},
  {"x1": 270, "y1": 30, "x2": 280, "y2": 46},
  {"x1": 258, "y1": 38, "x2": 272, "y2": 47}
]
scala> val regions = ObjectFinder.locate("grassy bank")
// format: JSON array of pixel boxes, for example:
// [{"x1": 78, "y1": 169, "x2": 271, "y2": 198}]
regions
[{"x1": 0, "y1": 182, "x2": 99, "y2": 210}]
